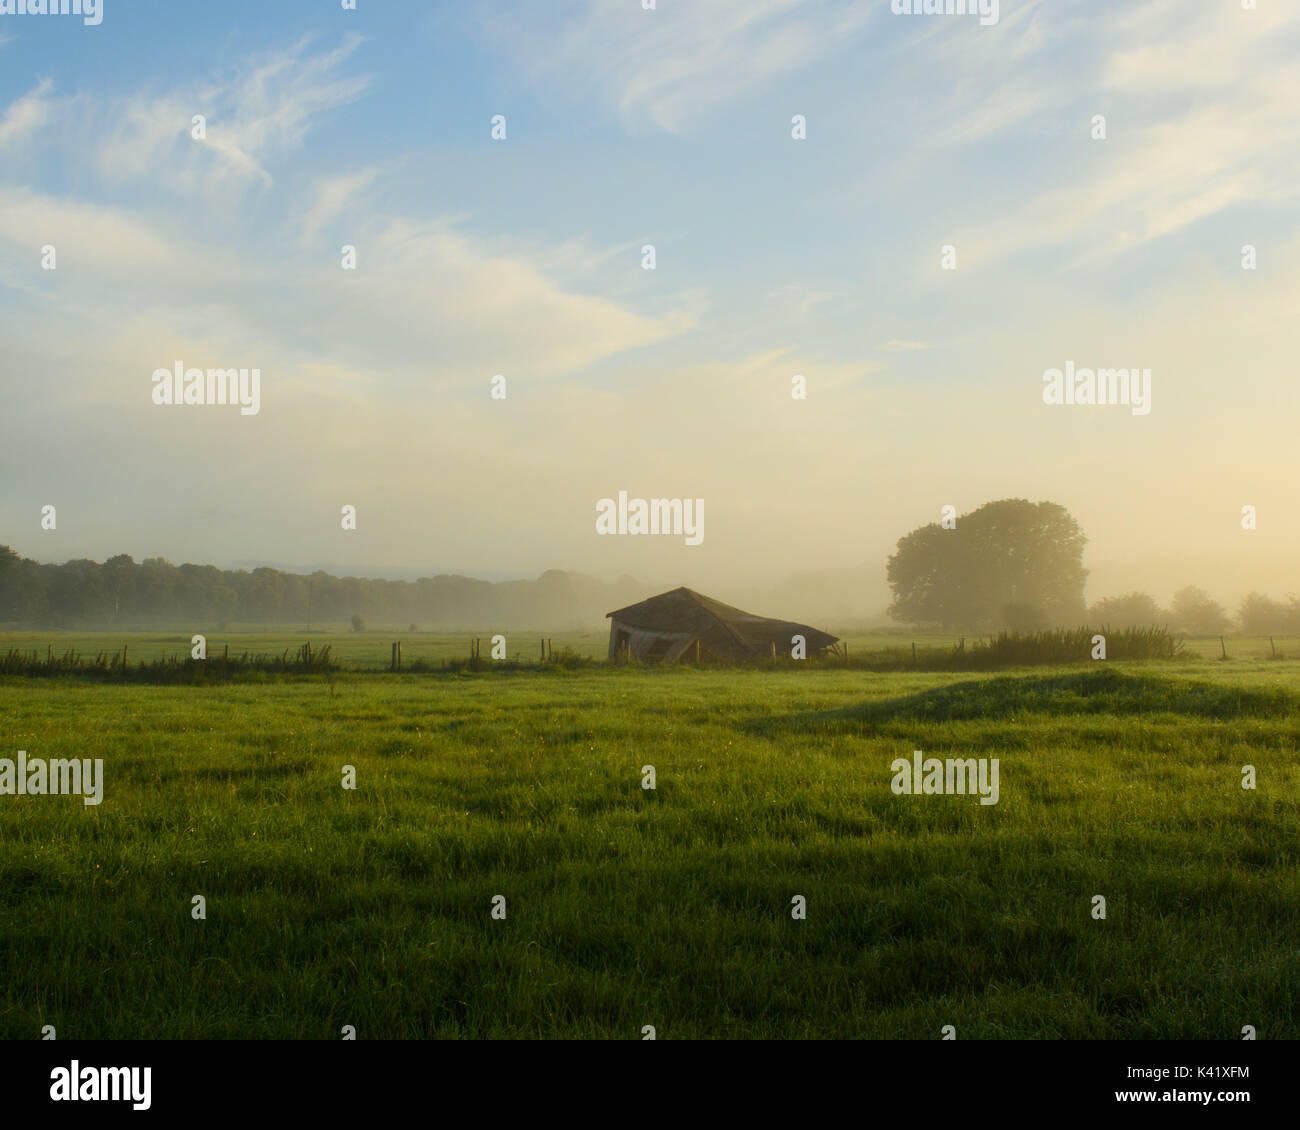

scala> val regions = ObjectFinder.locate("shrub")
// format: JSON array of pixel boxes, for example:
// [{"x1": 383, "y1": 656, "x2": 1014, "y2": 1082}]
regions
[{"x1": 1087, "y1": 592, "x2": 1167, "y2": 630}]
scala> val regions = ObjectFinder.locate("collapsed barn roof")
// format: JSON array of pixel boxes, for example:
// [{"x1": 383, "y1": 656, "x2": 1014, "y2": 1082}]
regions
[{"x1": 605, "y1": 586, "x2": 839, "y2": 664}]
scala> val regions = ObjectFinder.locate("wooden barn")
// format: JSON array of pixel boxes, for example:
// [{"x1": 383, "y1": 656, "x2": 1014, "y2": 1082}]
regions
[{"x1": 606, "y1": 587, "x2": 839, "y2": 664}]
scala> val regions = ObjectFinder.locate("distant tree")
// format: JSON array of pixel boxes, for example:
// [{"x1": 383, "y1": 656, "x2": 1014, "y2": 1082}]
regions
[
  {"x1": 1237, "y1": 592, "x2": 1288, "y2": 635},
  {"x1": 0, "y1": 545, "x2": 21, "y2": 621},
  {"x1": 1088, "y1": 592, "x2": 1166, "y2": 630},
  {"x1": 887, "y1": 499, "x2": 1088, "y2": 630},
  {"x1": 1169, "y1": 586, "x2": 1231, "y2": 636},
  {"x1": 137, "y1": 558, "x2": 179, "y2": 620},
  {"x1": 103, "y1": 554, "x2": 135, "y2": 621},
  {"x1": 51, "y1": 559, "x2": 108, "y2": 623},
  {"x1": 283, "y1": 573, "x2": 309, "y2": 624},
  {"x1": 0, "y1": 546, "x2": 48, "y2": 623},
  {"x1": 248, "y1": 567, "x2": 287, "y2": 622},
  {"x1": 350, "y1": 613, "x2": 366, "y2": 633}
]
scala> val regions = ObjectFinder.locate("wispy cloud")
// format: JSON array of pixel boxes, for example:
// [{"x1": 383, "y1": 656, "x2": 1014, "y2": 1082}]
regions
[
  {"x1": 0, "y1": 77, "x2": 53, "y2": 150},
  {"x1": 904, "y1": 0, "x2": 1300, "y2": 271},
  {"x1": 296, "y1": 166, "x2": 383, "y2": 247},
  {"x1": 81, "y1": 35, "x2": 372, "y2": 194},
  {"x1": 485, "y1": 0, "x2": 875, "y2": 133}
]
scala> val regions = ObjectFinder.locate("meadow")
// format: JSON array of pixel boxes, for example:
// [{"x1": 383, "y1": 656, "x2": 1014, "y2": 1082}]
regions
[
  {"x1": 0, "y1": 625, "x2": 1286, "y2": 669},
  {"x1": 0, "y1": 633, "x2": 1297, "y2": 1039}
]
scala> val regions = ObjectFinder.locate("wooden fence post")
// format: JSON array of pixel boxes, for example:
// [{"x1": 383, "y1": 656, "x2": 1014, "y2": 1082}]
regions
[
  {"x1": 1220, "y1": 636, "x2": 1227, "y2": 660},
  {"x1": 1270, "y1": 637, "x2": 1276, "y2": 658},
  {"x1": 122, "y1": 644, "x2": 128, "y2": 668}
]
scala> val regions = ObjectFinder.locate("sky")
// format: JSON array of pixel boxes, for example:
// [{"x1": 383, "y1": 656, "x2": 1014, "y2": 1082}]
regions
[{"x1": 1, "y1": 0, "x2": 1297, "y2": 613}]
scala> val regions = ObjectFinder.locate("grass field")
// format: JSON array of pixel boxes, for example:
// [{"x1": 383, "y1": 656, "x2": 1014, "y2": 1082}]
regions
[
  {"x1": 1, "y1": 640, "x2": 1297, "y2": 1039},
  {"x1": 0, "y1": 626, "x2": 966, "y2": 668},
  {"x1": 0, "y1": 627, "x2": 1292, "y2": 667}
]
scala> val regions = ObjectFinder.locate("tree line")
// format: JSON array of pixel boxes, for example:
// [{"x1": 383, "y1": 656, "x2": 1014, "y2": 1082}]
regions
[
  {"x1": 885, "y1": 499, "x2": 1298, "y2": 634},
  {"x1": 2, "y1": 499, "x2": 1294, "y2": 635},
  {"x1": 0, "y1": 547, "x2": 645, "y2": 630}
]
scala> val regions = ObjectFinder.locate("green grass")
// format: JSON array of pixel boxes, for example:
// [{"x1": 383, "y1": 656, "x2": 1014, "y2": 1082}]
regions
[
  {"x1": 1, "y1": 628, "x2": 1287, "y2": 669},
  {"x1": 0, "y1": 628, "x2": 604, "y2": 669},
  {"x1": 0, "y1": 656, "x2": 1296, "y2": 1039}
]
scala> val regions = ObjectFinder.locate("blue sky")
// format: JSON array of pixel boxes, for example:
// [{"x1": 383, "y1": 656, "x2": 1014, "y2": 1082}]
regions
[{"x1": 2, "y1": 0, "x2": 1298, "y2": 611}]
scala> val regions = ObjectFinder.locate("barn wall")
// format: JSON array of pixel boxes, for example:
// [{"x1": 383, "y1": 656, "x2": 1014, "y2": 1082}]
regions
[{"x1": 608, "y1": 618, "x2": 695, "y2": 663}]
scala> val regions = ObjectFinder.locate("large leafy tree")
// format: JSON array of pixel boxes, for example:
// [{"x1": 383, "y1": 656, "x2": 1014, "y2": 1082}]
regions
[{"x1": 887, "y1": 499, "x2": 1088, "y2": 630}]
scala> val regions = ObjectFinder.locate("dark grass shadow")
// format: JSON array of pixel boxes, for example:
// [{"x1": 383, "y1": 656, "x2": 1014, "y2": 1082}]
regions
[
  {"x1": 751, "y1": 669, "x2": 1300, "y2": 735},
  {"x1": 190, "y1": 760, "x2": 313, "y2": 781}
]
